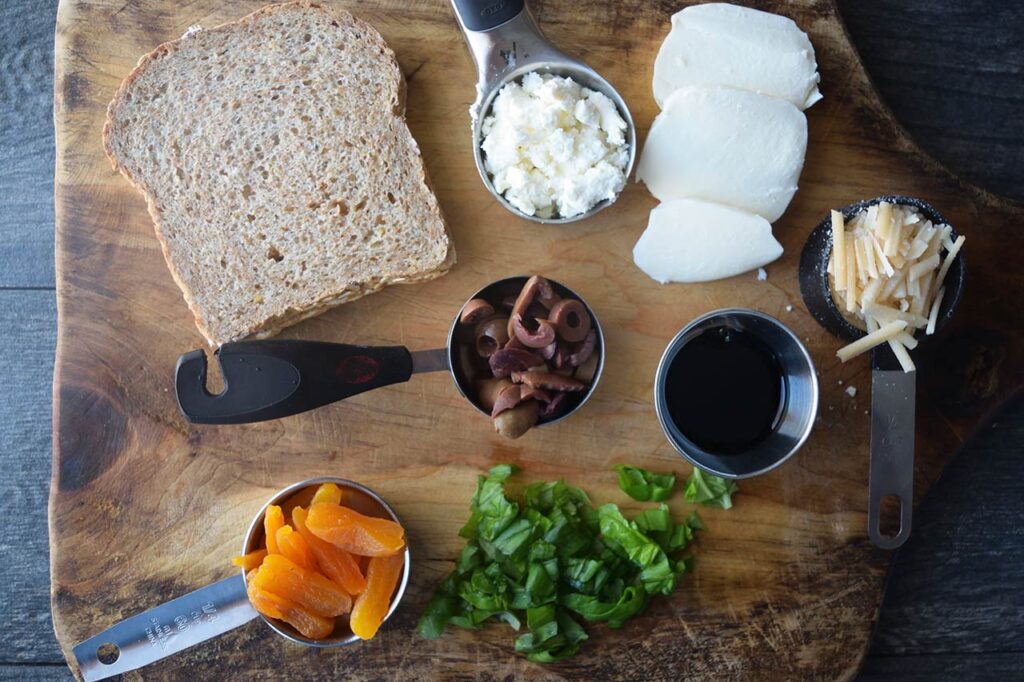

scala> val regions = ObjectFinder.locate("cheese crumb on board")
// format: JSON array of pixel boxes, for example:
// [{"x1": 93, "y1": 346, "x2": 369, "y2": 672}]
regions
[
  {"x1": 828, "y1": 202, "x2": 964, "y2": 371},
  {"x1": 846, "y1": 386, "x2": 857, "y2": 398}
]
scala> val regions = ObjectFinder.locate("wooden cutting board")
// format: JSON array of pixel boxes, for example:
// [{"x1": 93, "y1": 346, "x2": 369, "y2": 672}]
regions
[{"x1": 51, "y1": 0, "x2": 1024, "y2": 679}]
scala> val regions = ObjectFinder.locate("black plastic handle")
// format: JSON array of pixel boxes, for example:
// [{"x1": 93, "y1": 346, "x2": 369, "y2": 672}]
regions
[
  {"x1": 452, "y1": 0, "x2": 524, "y2": 32},
  {"x1": 175, "y1": 340, "x2": 413, "y2": 424}
]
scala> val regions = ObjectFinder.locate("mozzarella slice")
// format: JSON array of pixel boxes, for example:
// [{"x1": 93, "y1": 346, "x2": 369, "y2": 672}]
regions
[
  {"x1": 633, "y1": 199, "x2": 783, "y2": 283},
  {"x1": 636, "y1": 86, "x2": 807, "y2": 223},
  {"x1": 652, "y1": 3, "x2": 822, "y2": 110}
]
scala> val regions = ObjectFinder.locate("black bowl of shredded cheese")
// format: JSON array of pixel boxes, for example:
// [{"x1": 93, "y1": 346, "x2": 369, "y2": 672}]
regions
[{"x1": 799, "y1": 195, "x2": 965, "y2": 371}]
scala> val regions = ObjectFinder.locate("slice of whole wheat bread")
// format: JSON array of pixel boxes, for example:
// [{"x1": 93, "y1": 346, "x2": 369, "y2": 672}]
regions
[{"x1": 104, "y1": 1, "x2": 454, "y2": 346}]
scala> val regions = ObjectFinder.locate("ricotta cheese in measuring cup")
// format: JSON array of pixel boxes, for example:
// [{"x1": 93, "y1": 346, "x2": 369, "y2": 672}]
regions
[{"x1": 480, "y1": 72, "x2": 629, "y2": 220}]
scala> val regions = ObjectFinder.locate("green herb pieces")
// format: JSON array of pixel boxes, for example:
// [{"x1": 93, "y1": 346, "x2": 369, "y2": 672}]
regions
[
  {"x1": 416, "y1": 575, "x2": 461, "y2": 638},
  {"x1": 514, "y1": 608, "x2": 589, "y2": 662},
  {"x1": 634, "y1": 504, "x2": 697, "y2": 553},
  {"x1": 684, "y1": 468, "x2": 738, "y2": 509},
  {"x1": 597, "y1": 503, "x2": 681, "y2": 596},
  {"x1": 416, "y1": 465, "x2": 700, "y2": 662},
  {"x1": 614, "y1": 464, "x2": 676, "y2": 502}
]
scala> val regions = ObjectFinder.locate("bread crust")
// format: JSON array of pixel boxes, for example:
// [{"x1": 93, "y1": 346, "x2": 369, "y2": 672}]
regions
[{"x1": 103, "y1": 1, "x2": 455, "y2": 346}]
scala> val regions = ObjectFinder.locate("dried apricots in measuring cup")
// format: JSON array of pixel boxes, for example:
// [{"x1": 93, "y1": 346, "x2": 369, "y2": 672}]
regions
[{"x1": 232, "y1": 479, "x2": 408, "y2": 642}]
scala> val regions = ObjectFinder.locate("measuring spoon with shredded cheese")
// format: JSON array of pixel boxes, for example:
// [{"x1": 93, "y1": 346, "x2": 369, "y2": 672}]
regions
[{"x1": 799, "y1": 195, "x2": 966, "y2": 550}]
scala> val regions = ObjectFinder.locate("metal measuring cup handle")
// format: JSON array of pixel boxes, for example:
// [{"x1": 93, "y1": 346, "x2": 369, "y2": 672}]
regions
[
  {"x1": 867, "y1": 348, "x2": 915, "y2": 549},
  {"x1": 73, "y1": 477, "x2": 412, "y2": 680},
  {"x1": 72, "y1": 575, "x2": 255, "y2": 682},
  {"x1": 798, "y1": 195, "x2": 966, "y2": 550},
  {"x1": 449, "y1": 0, "x2": 573, "y2": 115},
  {"x1": 175, "y1": 340, "x2": 448, "y2": 424}
]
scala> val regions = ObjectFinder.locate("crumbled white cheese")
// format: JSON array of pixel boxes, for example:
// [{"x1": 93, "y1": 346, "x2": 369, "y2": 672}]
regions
[
  {"x1": 757, "y1": 268, "x2": 768, "y2": 281},
  {"x1": 480, "y1": 73, "x2": 629, "y2": 219},
  {"x1": 846, "y1": 386, "x2": 857, "y2": 398},
  {"x1": 785, "y1": 304, "x2": 793, "y2": 312}
]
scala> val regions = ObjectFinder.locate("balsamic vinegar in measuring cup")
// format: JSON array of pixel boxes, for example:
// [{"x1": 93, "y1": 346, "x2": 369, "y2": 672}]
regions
[{"x1": 665, "y1": 326, "x2": 786, "y2": 455}]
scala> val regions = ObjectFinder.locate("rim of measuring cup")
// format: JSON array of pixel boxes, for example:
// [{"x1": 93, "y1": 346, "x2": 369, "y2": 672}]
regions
[
  {"x1": 653, "y1": 308, "x2": 819, "y2": 480},
  {"x1": 471, "y1": 63, "x2": 637, "y2": 225},
  {"x1": 799, "y1": 195, "x2": 966, "y2": 343},
  {"x1": 446, "y1": 275, "x2": 605, "y2": 426},
  {"x1": 241, "y1": 477, "x2": 411, "y2": 648}
]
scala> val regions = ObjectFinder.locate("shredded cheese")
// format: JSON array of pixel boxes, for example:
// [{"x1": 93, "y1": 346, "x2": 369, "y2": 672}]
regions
[
  {"x1": 926, "y1": 286, "x2": 946, "y2": 335},
  {"x1": 876, "y1": 202, "x2": 892, "y2": 242},
  {"x1": 829, "y1": 201, "x2": 964, "y2": 372},
  {"x1": 845, "y1": 234, "x2": 857, "y2": 312},
  {"x1": 831, "y1": 210, "x2": 846, "y2": 286},
  {"x1": 908, "y1": 254, "x2": 940, "y2": 282},
  {"x1": 895, "y1": 331, "x2": 919, "y2": 350},
  {"x1": 836, "y1": 320, "x2": 907, "y2": 362},
  {"x1": 887, "y1": 337, "x2": 916, "y2": 372},
  {"x1": 931, "y1": 235, "x2": 965, "y2": 298},
  {"x1": 870, "y1": 233, "x2": 894, "y2": 276}
]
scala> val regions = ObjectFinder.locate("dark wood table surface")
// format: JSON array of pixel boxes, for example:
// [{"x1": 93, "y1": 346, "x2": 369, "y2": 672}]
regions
[{"x1": 2, "y1": 1, "x2": 1021, "y2": 679}]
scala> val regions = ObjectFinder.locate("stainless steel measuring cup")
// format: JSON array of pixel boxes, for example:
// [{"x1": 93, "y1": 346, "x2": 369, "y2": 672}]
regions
[
  {"x1": 449, "y1": 0, "x2": 637, "y2": 223},
  {"x1": 175, "y1": 276, "x2": 604, "y2": 426},
  {"x1": 799, "y1": 195, "x2": 966, "y2": 549},
  {"x1": 653, "y1": 309, "x2": 819, "y2": 479},
  {"x1": 71, "y1": 477, "x2": 410, "y2": 682}
]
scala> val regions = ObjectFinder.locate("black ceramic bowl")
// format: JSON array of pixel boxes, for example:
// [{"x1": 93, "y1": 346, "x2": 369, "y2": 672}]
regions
[{"x1": 799, "y1": 195, "x2": 966, "y2": 344}]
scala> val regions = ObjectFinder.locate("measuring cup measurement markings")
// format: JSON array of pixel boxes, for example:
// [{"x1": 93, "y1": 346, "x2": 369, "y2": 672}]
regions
[
  {"x1": 450, "y1": 0, "x2": 637, "y2": 223},
  {"x1": 176, "y1": 276, "x2": 604, "y2": 426},
  {"x1": 798, "y1": 195, "x2": 966, "y2": 549},
  {"x1": 72, "y1": 478, "x2": 410, "y2": 682}
]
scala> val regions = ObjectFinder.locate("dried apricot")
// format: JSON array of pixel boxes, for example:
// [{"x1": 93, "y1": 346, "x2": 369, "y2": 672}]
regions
[
  {"x1": 247, "y1": 576, "x2": 334, "y2": 640},
  {"x1": 306, "y1": 502, "x2": 406, "y2": 557},
  {"x1": 311, "y1": 482, "x2": 343, "y2": 506},
  {"x1": 293, "y1": 506, "x2": 366, "y2": 595},
  {"x1": 253, "y1": 554, "x2": 352, "y2": 617},
  {"x1": 264, "y1": 504, "x2": 285, "y2": 554},
  {"x1": 350, "y1": 552, "x2": 405, "y2": 640},
  {"x1": 231, "y1": 549, "x2": 266, "y2": 572},
  {"x1": 276, "y1": 525, "x2": 315, "y2": 571}
]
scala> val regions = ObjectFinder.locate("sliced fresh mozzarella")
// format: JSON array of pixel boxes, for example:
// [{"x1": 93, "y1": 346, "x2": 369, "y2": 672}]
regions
[
  {"x1": 636, "y1": 86, "x2": 807, "y2": 223},
  {"x1": 652, "y1": 3, "x2": 822, "y2": 111},
  {"x1": 633, "y1": 199, "x2": 783, "y2": 283}
]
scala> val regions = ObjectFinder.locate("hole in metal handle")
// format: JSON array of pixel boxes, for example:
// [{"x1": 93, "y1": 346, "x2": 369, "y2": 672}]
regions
[
  {"x1": 870, "y1": 492, "x2": 912, "y2": 549},
  {"x1": 96, "y1": 642, "x2": 120, "y2": 665}
]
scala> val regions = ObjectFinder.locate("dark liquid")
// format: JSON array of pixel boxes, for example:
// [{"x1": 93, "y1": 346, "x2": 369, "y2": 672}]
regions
[{"x1": 665, "y1": 327, "x2": 785, "y2": 455}]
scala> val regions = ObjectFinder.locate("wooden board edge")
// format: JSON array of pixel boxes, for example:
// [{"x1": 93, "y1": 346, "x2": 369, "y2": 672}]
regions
[{"x1": 50, "y1": 0, "x2": 86, "y2": 676}]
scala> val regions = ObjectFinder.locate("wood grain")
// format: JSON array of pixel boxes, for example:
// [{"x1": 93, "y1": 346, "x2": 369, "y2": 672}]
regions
[
  {"x1": 861, "y1": 653, "x2": 1024, "y2": 682},
  {"x1": 0, "y1": 0, "x2": 56, "y2": 287},
  {"x1": 869, "y1": 411, "x2": 1024, "y2": 655},
  {"x1": 838, "y1": 0, "x2": 1024, "y2": 200},
  {"x1": 0, "y1": 291, "x2": 60, "y2": 664},
  {"x1": 49, "y1": 0, "x2": 1024, "y2": 680}
]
